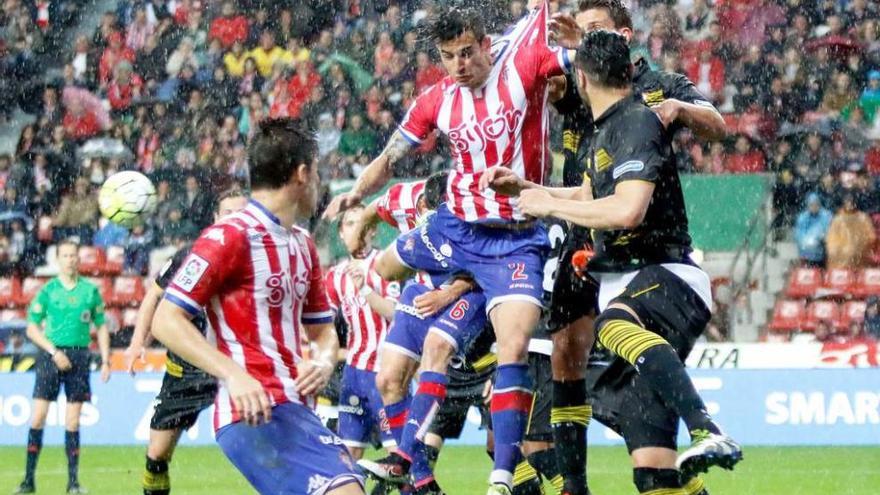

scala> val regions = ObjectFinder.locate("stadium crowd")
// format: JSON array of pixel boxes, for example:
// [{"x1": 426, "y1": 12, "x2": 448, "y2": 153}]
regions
[{"x1": 0, "y1": 0, "x2": 879, "y2": 347}]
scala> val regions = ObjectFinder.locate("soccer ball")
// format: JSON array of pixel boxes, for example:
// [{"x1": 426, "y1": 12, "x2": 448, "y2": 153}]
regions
[{"x1": 98, "y1": 171, "x2": 157, "y2": 228}]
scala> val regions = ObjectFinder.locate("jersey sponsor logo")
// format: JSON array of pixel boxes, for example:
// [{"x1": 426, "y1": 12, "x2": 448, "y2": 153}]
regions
[
  {"x1": 266, "y1": 272, "x2": 292, "y2": 307},
  {"x1": 419, "y1": 224, "x2": 450, "y2": 269},
  {"x1": 204, "y1": 228, "x2": 225, "y2": 245},
  {"x1": 80, "y1": 310, "x2": 91, "y2": 323},
  {"x1": 395, "y1": 302, "x2": 424, "y2": 319},
  {"x1": 447, "y1": 110, "x2": 523, "y2": 153},
  {"x1": 318, "y1": 434, "x2": 345, "y2": 446},
  {"x1": 612, "y1": 160, "x2": 645, "y2": 179},
  {"x1": 173, "y1": 254, "x2": 210, "y2": 292},
  {"x1": 307, "y1": 474, "x2": 330, "y2": 494}
]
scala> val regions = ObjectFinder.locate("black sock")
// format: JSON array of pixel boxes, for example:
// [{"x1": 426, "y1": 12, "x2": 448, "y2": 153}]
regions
[
  {"x1": 424, "y1": 444, "x2": 441, "y2": 471},
  {"x1": 527, "y1": 449, "x2": 562, "y2": 493},
  {"x1": 65, "y1": 430, "x2": 80, "y2": 486},
  {"x1": 24, "y1": 428, "x2": 43, "y2": 485},
  {"x1": 633, "y1": 467, "x2": 682, "y2": 493},
  {"x1": 143, "y1": 456, "x2": 170, "y2": 495},
  {"x1": 551, "y1": 379, "x2": 590, "y2": 494},
  {"x1": 636, "y1": 345, "x2": 719, "y2": 435},
  {"x1": 511, "y1": 460, "x2": 543, "y2": 495}
]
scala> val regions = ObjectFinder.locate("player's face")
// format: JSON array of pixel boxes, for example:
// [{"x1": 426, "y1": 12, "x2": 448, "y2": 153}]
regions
[
  {"x1": 214, "y1": 196, "x2": 247, "y2": 222},
  {"x1": 577, "y1": 8, "x2": 634, "y2": 41},
  {"x1": 437, "y1": 32, "x2": 492, "y2": 88},
  {"x1": 339, "y1": 208, "x2": 373, "y2": 254},
  {"x1": 57, "y1": 244, "x2": 79, "y2": 276}
]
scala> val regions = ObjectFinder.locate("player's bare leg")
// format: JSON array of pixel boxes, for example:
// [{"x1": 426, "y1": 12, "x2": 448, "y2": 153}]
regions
[
  {"x1": 143, "y1": 429, "x2": 182, "y2": 495},
  {"x1": 63, "y1": 402, "x2": 86, "y2": 494},
  {"x1": 487, "y1": 301, "x2": 541, "y2": 494},
  {"x1": 550, "y1": 315, "x2": 595, "y2": 495}
]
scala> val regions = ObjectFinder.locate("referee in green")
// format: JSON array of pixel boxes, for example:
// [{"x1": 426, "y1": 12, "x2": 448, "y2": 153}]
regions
[{"x1": 14, "y1": 239, "x2": 111, "y2": 495}]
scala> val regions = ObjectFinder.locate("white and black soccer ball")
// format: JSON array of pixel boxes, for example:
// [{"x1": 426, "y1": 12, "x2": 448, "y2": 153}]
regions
[{"x1": 98, "y1": 171, "x2": 158, "y2": 228}]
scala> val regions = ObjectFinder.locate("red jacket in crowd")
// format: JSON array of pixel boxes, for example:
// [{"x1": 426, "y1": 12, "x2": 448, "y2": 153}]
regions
[
  {"x1": 63, "y1": 110, "x2": 102, "y2": 140},
  {"x1": 286, "y1": 68, "x2": 321, "y2": 118},
  {"x1": 415, "y1": 64, "x2": 444, "y2": 94},
  {"x1": 99, "y1": 33, "x2": 135, "y2": 84},
  {"x1": 107, "y1": 74, "x2": 144, "y2": 111},
  {"x1": 726, "y1": 150, "x2": 766, "y2": 173},
  {"x1": 209, "y1": 15, "x2": 249, "y2": 48}
]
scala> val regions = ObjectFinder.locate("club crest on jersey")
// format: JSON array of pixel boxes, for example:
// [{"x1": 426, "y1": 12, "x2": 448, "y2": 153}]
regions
[{"x1": 174, "y1": 254, "x2": 209, "y2": 291}]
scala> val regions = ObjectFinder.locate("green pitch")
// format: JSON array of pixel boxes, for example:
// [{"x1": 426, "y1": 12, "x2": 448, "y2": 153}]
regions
[{"x1": 1, "y1": 446, "x2": 878, "y2": 494}]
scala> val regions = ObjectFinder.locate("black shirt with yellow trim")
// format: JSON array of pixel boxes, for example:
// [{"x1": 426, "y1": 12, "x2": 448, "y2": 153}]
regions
[{"x1": 583, "y1": 94, "x2": 692, "y2": 273}]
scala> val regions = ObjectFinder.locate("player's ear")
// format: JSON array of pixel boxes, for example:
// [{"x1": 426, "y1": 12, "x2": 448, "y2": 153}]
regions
[
  {"x1": 481, "y1": 35, "x2": 491, "y2": 52},
  {"x1": 575, "y1": 68, "x2": 590, "y2": 97},
  {"x1": 293, "y1": 163, "x2": 310, "y2": 185},
  {"x1": 620, "y1": 28, "x2": 634, "y2": 43}
]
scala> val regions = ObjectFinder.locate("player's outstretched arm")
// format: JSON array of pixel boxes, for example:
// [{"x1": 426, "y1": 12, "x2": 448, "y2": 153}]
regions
[
  {"x1": 153, "y1": 300, "x2": 272, "y2": 425},
  {"x1": 323, "y1": 131, "x2": 412, "y2": 220},
  {"x1": 125, "y1": 283, "x2": 163, "y2": 374},
  {"x1": 520, "y1": 180, "x2": 654, "y2": 230},
  {"x1": 297, "y1": 322, "x2": 338, "y2": 396}
]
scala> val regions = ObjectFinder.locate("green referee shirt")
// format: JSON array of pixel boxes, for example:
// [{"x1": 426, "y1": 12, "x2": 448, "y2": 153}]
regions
[{"x1": 27, "y1": 277, "x2": 106, "y2": 348}]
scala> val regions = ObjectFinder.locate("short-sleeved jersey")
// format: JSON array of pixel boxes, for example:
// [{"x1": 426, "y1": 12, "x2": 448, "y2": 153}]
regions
[
  {"x1": 372, "y1": 181, "x2": 426, "y2": 234},
  {"x1": 325, "y1": 249, "x2": 400, "y2": 371},
  {"x1": 398, "y1": 1, "x2": 569, "y2": 223},
  {"x1": 554, "y1": 57, "x2": 715, "y2": 188},
  {"x1": 164, "y1": 200, "x2": 334, "y2": 430},
  {"x1": 28, "y1": 277, "x2": 105, "y2": 347},
  {"x1": 583, "y1": 95, "x2": 692, "y2": 273}
]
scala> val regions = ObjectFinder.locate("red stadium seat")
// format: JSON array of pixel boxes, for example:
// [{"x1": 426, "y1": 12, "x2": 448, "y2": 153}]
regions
[
  {"x1": 785, "y1": 267, "x2": 822, "y2": 299},
  {"x1": 823, "y1": 268, "x2": 856, "y2": 296},
  {"x1": 37, "y1": 216, "x2": 53, "y2": 243},
  {"x1": 768, "y1": 299, "x2": 806, "y2": 332},
  {"x1": 0, "y1": 277, "x2": 22, "y2": 308},
  {"x1": 841, "y1": 300, "x2": 867, "y2": 327},
  {"x1": 0, "y1": 308, "x2": 26, "y2": 322},
  {"x1": 853, "y1": 268, "x2": 880, "y2": 298},
  {"x1": 78, "y1": 246, "x2": 107, "y2": 275},
  {"x1": 804, "y1": 300, "x2": 843, "y2": 331},
  {"x1": 16, "y1": 278, "x2": 48, "y2": 306},
  {"x1": 111, "y1": 276, "x2": 146, "y2": 307},
  {"x1": 104, "y1": 246, "x2": 125, "y2": 275},
  {"x1": 86, "y1": 277, "x2": 114, "y2": 303}
]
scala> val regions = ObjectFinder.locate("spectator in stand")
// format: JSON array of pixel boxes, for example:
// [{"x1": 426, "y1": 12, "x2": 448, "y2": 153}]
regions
[
  {"x1": 98, "y1": 31, "x2": 135, "y2": 87},
  {"x1": 223, "y1": 40, "x2": 248, "y2": 77},
  {"x1": 820, "y1": 71, "x2": 857, "y2": 118},
  {"x1": 92, "y1": 10, "x2": 120, "y2": 52},
  {"x1": 0, "y1": 186, "x2": 30, "y2": 216},
  {"x1": 681, "y1": 0, "x2": 715, "y2": 41},
  {"x1": 166, "y1": 37, "x2": 199, "y2": 78},
  {"x1": 93, "y1": 218, "x2": 129, "y2": 248},
  {"x1": 204, "y1": 66, "x2": 238, "y2": 118},
  {"x1": 274, "y1": 9, "x2": 295, "y2": 47},
  {"x1": 795, "y1": 193, "x2": 833, "y2": 267},
  {"x1": 125, "y1": 4, "x2": 154, "y2": 52},
  {"x1": 107, "y1": 61, "x2": 143, "y2": 115},
  {"x1": 316, "y1": 112, "x2": 341, "y2": 160},
  {"x1": 793, "y1": 131, "x2": 835, "y2": 183},
  {"x1": 15, "y1": 125, "x2": 37, "y2": 161},
  {"x1": 727, "y1": 135, "x2": 766, "y2": 173},
  {"x1": 70, "y1": 35, "x2": 97, "y2": 89},
  {"x1": 208, "y1": 1, "x2": 248, "y2": 49},
  {"x1": 338, "y1": 114, "x2": 376, "y2": 164},
  {"x1": 287, "y1": 61, "x2": 321, "y2": 118},
  {"x1": 249, "y1": 30, "x2": 285, "y2": 77},
  {"x1": 693, "y1": 141, "x2": 726, "y2": 174},
  {"x1": 52, "y1": 177, "x2": 99, "y2": 243},
  {"x1": 859, "y1": 70, "x2": 880, "y2": 126},
  {"x1": 157, "y1": 203, "x2": 197, "y2": 245},
  {"x1": 373, "y1": 30, "x2": 396, "y2": 79},
  {"x1": 280, "y1": 38, "x2": 310, "y2": 67},
  {"x1": 181, "y1": 174, "x2": 212, "y2": 228},
  {"x1": 238, "y1": 91, "x2": 267, "y2": 140},
  {"x1": 816, "y1": 172, "x2": 842, "y2": 212},
  {"x1": 812, "y1": 320, "x2": 841, "y2": 343},
  {"x1": 826, "y1": 194, "x2": 877, "y2": 269},
  {"x1": 135, "y1": 122, "x2": 160, "y2": 173},
  {"x1": 237, "y1": 57, "x2": 263, "y2": 96},
  {"x1": 865, "y1": 296, "x2": 880, "y2": 341},
  {"x1": 414, "y1": 51, "x2": 443, "y2": 94},
  {"x1": 61, "y1": 96, "x2": 103, "y2": 142},
  {"x1": 123, "y1": 223, "x2": 153, "y2": 275},
  {"x1": 311, "y1": 29, "x2": 335, "y2": 66}
]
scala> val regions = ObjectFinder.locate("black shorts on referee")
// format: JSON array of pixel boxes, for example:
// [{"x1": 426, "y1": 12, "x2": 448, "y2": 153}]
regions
[{"x1": 33, "y1": 347, "x2": 92, "y2": 402}]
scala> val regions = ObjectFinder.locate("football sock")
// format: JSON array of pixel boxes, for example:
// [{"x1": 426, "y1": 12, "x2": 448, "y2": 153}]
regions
[
  {"x1": 425, "y1": 444, "x2": 441, "y2": 471},
  {"x1": 65, "y1": 430, "x2": 80, "y2": 486},
  {"x1": 634, "y1": 467, "x2": 685, "y2": 495},
  {"x1": 597, "y1": 318, "x2": 719, "y2": 435},
  {"x1": 551, "y1": 379, "x2": 590, "y2": 494},
  {"x1": 490, "y1": 363, "x2": 533, "y2": 488},
  {"x1": 24, "y1": 427, "x2": 43, "y2": 485},
  {"x1": 143, "y1": 456, "x2": 170, "y2": 495},
  {"x1": 512, "y1": 460, "x2": 544, "y2": 495},
  {"x1": 527, "y1": 449, "x2": 562, "y2": 494},
  {"x1": 399, "y1": 372, "x2": 447, "y2": 485},
  {"x1": 383, "y1": 397, "x2": 411, "y2": 445},
  {"x1": 683, "y1": 475, "x2": 708, "y2": 495}
]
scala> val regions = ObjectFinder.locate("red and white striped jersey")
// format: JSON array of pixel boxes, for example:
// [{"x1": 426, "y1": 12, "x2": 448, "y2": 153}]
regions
[
  {"x1": 372, "y1": 180, "x2": 426, "y2": 233},
  {"x1": 164, "y1": 200, "x2": 334, "y2": 431},
  {"x1": 325, "y1": 249, "x2": 400, "y2": 371},
  {"x1": 397, "y1": 2, "x2": 568, "y2": 223}
]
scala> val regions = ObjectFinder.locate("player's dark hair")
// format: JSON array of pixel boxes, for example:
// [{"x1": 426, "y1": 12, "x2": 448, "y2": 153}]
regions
[
  {"x1": 248, "y1": 118, "x2": 317, "y2": 191},
  {"x1": 214, "y1": 186, "x2": 248, "y2": 214},
  {"x1": 575, "y1": 30, "x2": 632, "y2": 89},
  {"x1": 578, "y1": 0, "x2": 633, "y2": 30},
  {"x1": 423, "y1": 172, "x2": 448, "y2": 210},
  {"x1": 423, "y1": 6, "x2": 486, "y2": 44}
]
